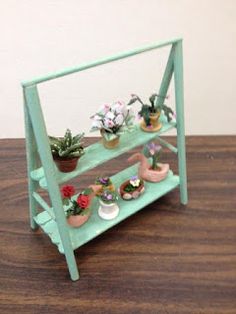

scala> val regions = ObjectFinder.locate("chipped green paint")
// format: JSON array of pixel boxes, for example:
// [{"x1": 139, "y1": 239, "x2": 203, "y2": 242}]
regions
[{"x1": 22, "y1": 39, "x2": 187, "y2": 281}]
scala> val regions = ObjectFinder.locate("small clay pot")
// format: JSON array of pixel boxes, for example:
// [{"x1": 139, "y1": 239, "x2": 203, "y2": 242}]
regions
[
  {"x1": 140, "y1": 112, "x2": 162, "y2": 132},
  {"x1": 67, "y1": 213, "x2": 90, "y2": 227},
  {"x1": 141, "y1": 163, "x2": 169, "y2": 183},
  {"x1": 119, "y1": 180, "x2": 145, "y2": 200},
  {"x1": 100, "y1": 130, "x2": 120, "y2": 149},
  {"x1": 53, "y1": 156, "x2": 79, "y2": 172}
]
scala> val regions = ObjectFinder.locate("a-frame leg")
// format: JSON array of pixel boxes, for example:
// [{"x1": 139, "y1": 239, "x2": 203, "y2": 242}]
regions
[
  {"x1": 24, "y1": 85, "x2": 79, "y2": 281},
  {"x1": 156, "y1": 44, "x2": 175, "y2": 105},
  {"x1": 173, "y1": 41, "x2": 188, "y2": 205},
  {"x1": 24, "y1": 96, "x2": 40, "y2": 230}
]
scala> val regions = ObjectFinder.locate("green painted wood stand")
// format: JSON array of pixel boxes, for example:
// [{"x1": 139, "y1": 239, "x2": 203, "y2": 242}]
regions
[{"x1": 22, "y1": 38, "x2": 188, "y2": 281}]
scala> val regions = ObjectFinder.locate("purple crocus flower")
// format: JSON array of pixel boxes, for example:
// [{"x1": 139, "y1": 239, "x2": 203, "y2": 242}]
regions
[
  {"x1": 106, "y1": 194, "x2": 113, "y2": 200},
  {"x1": 99, "y1": 177, "x2": 109, "y2": 185}
]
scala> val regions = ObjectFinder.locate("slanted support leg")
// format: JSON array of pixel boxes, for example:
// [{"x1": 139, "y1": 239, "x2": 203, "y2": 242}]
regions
[
  {"x1": 24, "y1": 85, "x2": 79, "y2": 280},
  {"x1": 156, "y1": 44, "x2": 175, "y2": 105},
  {"x1": 24, "y1": 95, "x2": 39, "y2": 230},
  {"x1": 63, "y1": 245, "x2": 80, "y2": 281},
  {"x1": 174, "y1": 41, "x2": 188, "y2": 205}
]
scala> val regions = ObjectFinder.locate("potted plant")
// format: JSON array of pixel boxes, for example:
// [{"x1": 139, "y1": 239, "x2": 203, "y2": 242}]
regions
[
  {"x1": 61, "y1": 185, "x2": 93, "y2": 227},
  {"x1": 128, "y1": 93, "x2": 174, "y2": 132},
  {"x1": 49, "y1": 129, "x2": 85, "y2": 172},
  {"x1": 119, "y1": 175, "x2": 145, "y2": 200},
  {"x1": 93, "y1": 176, "x2": 115, "y2": 195},
  {"x1": 90, "y1": 101, "x2": 135, "y2": 149},
  {"x1": 98, "y1": 190, "x2": 119, "y2": 220},
  {"x1": 128, "y1": 142, "x2": 169, "y2": 182}
]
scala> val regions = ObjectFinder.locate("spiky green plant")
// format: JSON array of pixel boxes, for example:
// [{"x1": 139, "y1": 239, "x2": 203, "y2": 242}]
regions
[{"x1": 49, "y1": 129, "x2": 85, "y2": 159}]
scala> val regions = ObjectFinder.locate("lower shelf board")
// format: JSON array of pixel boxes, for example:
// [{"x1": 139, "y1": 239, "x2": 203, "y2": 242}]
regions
[{"x1": 34, "y1": 164, "x2": 180, "y2": 254}]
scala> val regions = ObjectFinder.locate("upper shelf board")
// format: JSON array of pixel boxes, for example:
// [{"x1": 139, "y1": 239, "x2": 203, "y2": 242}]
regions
[{"x1": 31, "y1": 115, "x2": 176, "y2": 189}]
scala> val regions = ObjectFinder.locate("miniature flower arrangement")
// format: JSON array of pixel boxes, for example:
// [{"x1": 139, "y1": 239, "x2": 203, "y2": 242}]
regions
[
  {"x1": 128, "y1": 142, "x2": 169, "y2": 182},
  {"x1": 129, "y1": 93, "x2": 174, "y2": 132},
  {"x1": 90, "y1": 101, "x2": 135, "y2": 149},
  {"x1": 98, "y1": 189, "x2": 119, "y2": 220},
  {"x1": 119, "y1": 176, "x2": 145, "y2": 200},
  {"x1": 93, "y1": 176, "x2": 115, "y2": 195},
  {"x1": 61, "y1": 185, "x2": 93, "y2": 227},
  {"x1": 49, "y1": 129, "x2": 85, "y2": 172}
]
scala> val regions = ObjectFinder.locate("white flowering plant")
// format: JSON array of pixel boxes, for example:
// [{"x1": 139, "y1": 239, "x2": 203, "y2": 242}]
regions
[{"x1": 90, "y1": 101, "x2": 135, "y2": 141}]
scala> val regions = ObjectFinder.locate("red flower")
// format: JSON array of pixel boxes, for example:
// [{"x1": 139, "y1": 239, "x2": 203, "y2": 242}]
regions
[
  {"x1": 61, "y1": 185, "x2": 75, "y2": 198},
  {"x1": 77, "y1": 194, "x2": 90, "y2": 209}
]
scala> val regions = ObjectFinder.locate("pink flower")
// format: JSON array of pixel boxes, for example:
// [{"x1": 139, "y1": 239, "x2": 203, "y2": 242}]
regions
[{"x1": 104, "y1": 118, "x2": 114, "y2": 128}]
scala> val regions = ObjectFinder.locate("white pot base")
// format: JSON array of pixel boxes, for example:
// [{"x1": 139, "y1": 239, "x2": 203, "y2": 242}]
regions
[{"x1": 98, "y1": 204, "x2": 119, "y2": 220}]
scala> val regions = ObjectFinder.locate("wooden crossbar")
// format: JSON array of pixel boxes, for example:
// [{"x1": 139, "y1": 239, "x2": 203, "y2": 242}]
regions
[{"x1": 21, "y1": 38, "x2": 181, "y2": 87}]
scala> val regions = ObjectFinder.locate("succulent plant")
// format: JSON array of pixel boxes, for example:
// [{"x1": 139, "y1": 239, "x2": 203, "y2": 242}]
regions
[
  {"x1": 129, "y1": 93, "x2": 174, "y2": 126},
  {"x1": 49, "y1": 129, "x2": 85, "y2": 159}
]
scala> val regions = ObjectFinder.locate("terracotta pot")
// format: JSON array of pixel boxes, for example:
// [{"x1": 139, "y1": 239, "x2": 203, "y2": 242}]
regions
[
  {"x1": 98, "y1": 200, "x2": 119, "y2": 220},
  {"x1": 67, "y1": 213, "x2": 90, "y2": 227},
  {"x1": 128, "y1": 153, "x2": 169, "y2": 183},
  {"x1": 100, "y1": 130, "x2": 120, "y2": 149},
  {"x1": 89, "y1": 184, "x2": 103, "y2": 196},
  {"x1": 119, "y1": 180, "x2": 145, "y2": 200},
  {"x1": 140, "y1": 112, "x2": 162, "y2": 132},
  {"x1": 95, "y1": 183, "x2": 116, "y2": 196},
  {"x1": 53, "y1": 156, "x2": 79, "y2": 172},
  {"x1": 141, "y1": 163, "x2": 169, "y2": 182},
  {"x1": 67, "y1": 185, "x2": 100, "y2": 227}
]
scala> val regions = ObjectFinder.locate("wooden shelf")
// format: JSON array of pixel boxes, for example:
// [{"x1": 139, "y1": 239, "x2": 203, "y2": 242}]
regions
[
  {"x1": 34, "y1": 163, "x2": 180, "y2": 254},
  {"x1": 24, "y1": 39, "x2": 187, "y2": 281},
  {"x1": 31, "y1": 115, "x2": 176, "y2": 189}
]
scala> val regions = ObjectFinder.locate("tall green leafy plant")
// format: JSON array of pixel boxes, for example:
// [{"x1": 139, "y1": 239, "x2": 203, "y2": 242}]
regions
[{"x1": 129, "y1": 93, "x2": 174, "y2": 126}]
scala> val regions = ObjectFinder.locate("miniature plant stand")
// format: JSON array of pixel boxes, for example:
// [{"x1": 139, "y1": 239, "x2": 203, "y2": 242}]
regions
[{"x1": 22, "y1": 38, "x2": 188, "y2": 281}]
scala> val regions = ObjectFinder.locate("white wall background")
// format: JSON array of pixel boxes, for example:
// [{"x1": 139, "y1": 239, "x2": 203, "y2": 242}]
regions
[{"x1": 0, "y1": 0, "x2": 236, "y2": 138}]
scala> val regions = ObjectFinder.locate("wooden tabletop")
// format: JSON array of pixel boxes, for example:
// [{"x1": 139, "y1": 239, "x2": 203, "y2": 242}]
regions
[{"x1": 0, "y1": 136, "x2": 235, "y2": 314}]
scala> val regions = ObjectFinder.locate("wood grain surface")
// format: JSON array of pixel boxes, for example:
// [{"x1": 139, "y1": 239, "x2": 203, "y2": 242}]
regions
[{"x1": 0, "y1": 136, "x2": 236, "y2": 314}]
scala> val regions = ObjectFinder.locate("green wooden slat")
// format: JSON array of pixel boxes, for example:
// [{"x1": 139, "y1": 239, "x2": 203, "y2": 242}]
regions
[
  {"x1": 30, "y1": 115, "x2": 176, "y2": 189},
  {"x1": 21, "y1": 38, "x2": 181, "y2": 87},
  {"x1": 32, "y1": 192, "x2": 55, "y2": 220},
  {"x1": 155, "y1": 136, "x2": 178, "y2": 154}
]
